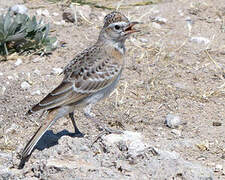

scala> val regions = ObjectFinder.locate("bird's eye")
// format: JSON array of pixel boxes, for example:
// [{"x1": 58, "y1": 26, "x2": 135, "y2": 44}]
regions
[{"x1": 114, "y1": 25, "x2": 121, "y2": 30}]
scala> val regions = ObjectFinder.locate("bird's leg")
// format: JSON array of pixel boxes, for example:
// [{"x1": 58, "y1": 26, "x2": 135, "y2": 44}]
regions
[
  {"x1": 83, "y1": 104, "x2": 102, "y2": 130},
  {"x1": 69, "y1": 112, "x2": 84, "y2": 137},
  {"x1": 83, "y1": 104, "x2": 122, "y2": 134}
]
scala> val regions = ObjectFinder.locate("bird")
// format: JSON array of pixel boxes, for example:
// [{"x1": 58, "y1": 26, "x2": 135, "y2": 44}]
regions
[{"x1": 19, "y1": 11, "x2": 139, "y2": 168}]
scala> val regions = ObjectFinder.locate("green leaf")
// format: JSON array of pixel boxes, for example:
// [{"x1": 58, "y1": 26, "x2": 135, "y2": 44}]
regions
[
  {"x1": 5, "y1": 32, "x2": 26, "y2": 42},
  {"x1": 3, "y1": 12, "x2": 12, "y2": 34}
]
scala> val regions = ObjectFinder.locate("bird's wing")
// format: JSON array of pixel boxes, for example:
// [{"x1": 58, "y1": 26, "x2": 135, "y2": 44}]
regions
[{"x1": 28, "y1": 46, "x2": 123, "y2": 114}]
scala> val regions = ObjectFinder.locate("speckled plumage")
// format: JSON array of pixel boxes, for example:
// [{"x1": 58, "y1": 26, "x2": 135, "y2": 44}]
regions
[{"x1": 19, "y1": 11, "x2": 139, "y2": 168}]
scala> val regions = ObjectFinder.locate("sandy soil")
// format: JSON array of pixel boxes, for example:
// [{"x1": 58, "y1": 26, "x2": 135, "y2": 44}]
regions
[{"x1": 0, "y1": 0, "x2": 224, "y2": 179}]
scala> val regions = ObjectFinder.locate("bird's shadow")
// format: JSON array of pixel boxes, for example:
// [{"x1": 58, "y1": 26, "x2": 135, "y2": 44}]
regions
[
  {"x1": 18, "y1": 129, "x2": 83, "y2": 169},
  {"x1": 36, "y1": 129, "x2": 83, "y2": 151}
]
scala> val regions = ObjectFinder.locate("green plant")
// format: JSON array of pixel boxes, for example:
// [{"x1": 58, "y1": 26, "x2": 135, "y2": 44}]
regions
[{"x1": 0, "y1": 12, "x2": 57, "y2": 57}]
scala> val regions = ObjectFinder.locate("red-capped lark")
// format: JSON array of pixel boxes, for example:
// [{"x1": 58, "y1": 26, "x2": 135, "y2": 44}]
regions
[{"x1": 19, "y1": 11, "x2": 140, "y2": 168}]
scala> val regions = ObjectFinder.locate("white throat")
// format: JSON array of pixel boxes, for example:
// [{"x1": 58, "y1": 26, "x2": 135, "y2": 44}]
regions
[{"x1": 112, "y1": 41, "x2": 125, "y2": 55}]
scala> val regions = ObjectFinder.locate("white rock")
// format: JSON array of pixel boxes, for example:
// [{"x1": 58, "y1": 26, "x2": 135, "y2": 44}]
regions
[
  {"x1": 152, "y1": 22, "x2": 161, "y2": 29},
  {"x1": 54, "y1": 20, "x2": 66, "y2": 26},
  {"x1": 103, "y1": 131, "x2": 147, "y2": 157},
  {"x1": 140, "y1": 38, "x2": 148, "y2": 43},
  {"x1": 165, "y1": 114, "x2": 181, "y2": 128},
  {"x1": 52, "y1": 68, "x2": 63, "y2": 75},
  {"x1": 178, "y1": 10, "x2": 184, "y2": 16},
  {"x1": 52, "y1": 12, "x2": 59, "y2": 16},
  {"x1": 103, "y1": 131, "x2": 143, "y2": 145},
  {"x1": 190, "y1": 37, "x2": 210, "y2": 45},
  {"x1": 215, "y1": 164, "x2": 223, "y2": 172},
  {"x1": 7, "y1": 76, "x2": 13, "y2": 80},
  {"x1": 33, "y1": 69, "x2": 40, "y2": 75},
  {"x1": 36, "y1": 9, "x2": 50, "y2": 17},
  {"x1": 10, "y1": 4, "x2": 28, "y2": 14},
  {"x1": 31, "y1": 90, "x2": 41, "y2": 95},
  {"x1": 0, "y1": 86, "x2": 6, "y2": 95},
  {"x1": 32, "y1": 57, "x2": 41, "y2": 63},
  {"x1": 21, "y1": 81, "x2": 31, "y2": 89},
  {"x1": 14, "y1": 58, "x2": 22, "y2": 66},
  {"x1": 0, "y1": 72, "x2": 3, "y2": 76}
]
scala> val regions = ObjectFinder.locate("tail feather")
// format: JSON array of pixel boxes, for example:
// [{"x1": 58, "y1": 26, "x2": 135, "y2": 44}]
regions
[{"x1": 19, "y1": 109, "x2": 58, "y2": 168}]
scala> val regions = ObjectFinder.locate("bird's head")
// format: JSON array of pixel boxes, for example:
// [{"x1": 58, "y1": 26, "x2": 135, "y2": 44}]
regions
[{"x1": 98, "y1": 11, "x2": 140, "y2": 43}]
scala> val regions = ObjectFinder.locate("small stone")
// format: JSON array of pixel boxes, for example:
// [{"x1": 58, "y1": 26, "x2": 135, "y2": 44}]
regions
[
  {"x1": 171, "y1": 129, "x2": 181, "y2": 136},
  {"x1": 139, "y1": 38, "x2": 148, "y2": 43},
  {"x1": 10, "y1": 4, "x2": 28, "y2": 15},
  {"x1": 36, "y1": 9, "x2": 50, "y2": 17},
  {"x1": 52, "y1": 68, "x2": 63, "y2": 75},
  {"x1": 190, "y1": 36, "x2": 210, "y2": 45},
  {"x1": 31, "y1": 90, "x2": 41, "y2": 95},
  {"x1": 54, "y1": 20, "x2": 66, "y2": 26},
  {"x1": 33, "y1": 69, "x2": 40, "y2": 75},
  {"x1": 0, "y1": 86, "x2": 6, "y2": 95},
  {"x1": 52, "y1": 12, "x2": 59, "y2": 16},
  {"x1": 165, "y1": 114, "x2": 181, "y2": 128},
  {"x1": 214, "y1": 164, "x2": 223, "y2": 172},
  {"x1": 212, "y1": 122, "x2": 222, "y2": 126},
  {"x1": 0, "y1": 72, "x2": 3, "y2": 76},
  {"x1": 21, "y1": 81, "x2": 31, "y2": 90},
  {"x1": 7, "y1": 76, "x2": 13, "y2": 80},
  {"x1": 32, "y1": 57, "x2": 41, "y2": 63},
  {"x1": 14, "y1": 58, "x2": 22, "y2": 66}
]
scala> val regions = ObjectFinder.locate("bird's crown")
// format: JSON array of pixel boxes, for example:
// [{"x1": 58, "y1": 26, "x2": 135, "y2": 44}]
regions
[{"x1": 103, "y1": 11, "x2": 129, "y2": 28}]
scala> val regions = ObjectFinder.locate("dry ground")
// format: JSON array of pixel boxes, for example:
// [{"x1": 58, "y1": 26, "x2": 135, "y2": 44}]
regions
[{"x1": 0, "y1": 0, "x2": 225, "y2": 179}]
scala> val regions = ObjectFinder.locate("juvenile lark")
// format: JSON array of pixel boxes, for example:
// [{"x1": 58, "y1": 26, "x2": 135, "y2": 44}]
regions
[{"x1": 19, "y1": 11, "x2": 139, "y2": 168}]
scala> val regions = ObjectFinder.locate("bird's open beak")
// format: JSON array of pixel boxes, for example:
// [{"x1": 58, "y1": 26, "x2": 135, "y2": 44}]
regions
[{"x1": 124, "y1": 21, "x2": 140, "y2": 34}]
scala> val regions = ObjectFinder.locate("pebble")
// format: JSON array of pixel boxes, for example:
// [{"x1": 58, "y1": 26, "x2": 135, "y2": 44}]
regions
[
  {"x1": 165, "y1": 114, "x2": 181, "y2": 128},
  {"x1": 21, "y1": 81, "x2": 31, "y2": 90},
  {"x1": 52, "y1": 68, "x2": 63, "y2": 75},
  {"x1": 7, "y1": 76, "x2": 13, "y2": 80},
  {"x1": 14, "y1": 58, "x2": 22, "y2": 66},
  {"x1": 36, "y1": 9, "x2": 50, "y2": 17},
  {"x1": 0, "y1": 72, "x2": 3, "y2": 76},
  {"x1": 0, "y1": 86, "x2": 6, "y2": 95},
  {"x1": 52, "y1": 12, "x2": 59, "y2": 16},
  {"x1": 214, "y1": 164, "x2": 223, "y2": 172},
  {"x1": 10, "y1": 4, "x2": 28, "y2": 14},
  {"x1": 33, "y1": 69, "x2": 40, "y2": 75},
  {"x1": 54, "y1": 20, "x2": 66, "y2": 26},
  {"x1": 190, "y1": 37, "x2": 210, "y2": 45},
  {"x1": 139, "y1": 38, "x2": 148, "y2": 43},
  {"x1": 31, "y1": 90, "x2": 41, "y2": 95},
  {"x1": 32, "y1": 57, "x2": 41, "y2": 63}
]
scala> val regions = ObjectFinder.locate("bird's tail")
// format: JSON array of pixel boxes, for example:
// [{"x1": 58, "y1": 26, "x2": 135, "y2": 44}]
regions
[{"x1": 18, "y1": 109, "x2": 58, "y2": 169}]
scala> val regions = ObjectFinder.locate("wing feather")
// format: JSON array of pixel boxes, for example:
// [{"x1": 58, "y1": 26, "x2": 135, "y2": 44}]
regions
[{"x1": 28, "y1": 47, "x2": 122, "y2": 114}]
